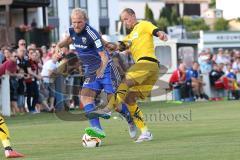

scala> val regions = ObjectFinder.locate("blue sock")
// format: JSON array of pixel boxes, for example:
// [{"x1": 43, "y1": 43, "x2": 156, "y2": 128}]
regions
[
  {"x1": 84, "y1": 103, "x2": 102, "y2": 130},
  {"x1": 119, "y1": 103, "x2": 133, "y2": 124}
]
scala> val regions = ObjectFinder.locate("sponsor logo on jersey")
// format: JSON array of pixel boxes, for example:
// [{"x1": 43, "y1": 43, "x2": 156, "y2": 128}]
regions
[
  {"x1": 73, "y1": 43, "x2": 87, "y2": 49},
  {"x1": 82, "y1": 37, "x2": 87, "y2": 44}
]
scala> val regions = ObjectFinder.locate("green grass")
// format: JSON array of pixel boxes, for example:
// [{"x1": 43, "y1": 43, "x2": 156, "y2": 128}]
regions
[{"x1": 1, "y1": 100, "x2": 240, "y2": 160}]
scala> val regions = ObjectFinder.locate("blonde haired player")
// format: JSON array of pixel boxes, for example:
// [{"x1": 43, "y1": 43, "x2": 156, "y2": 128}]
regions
[{"x1": 88, "y1": 8, "x2": 168, "y2": 142}]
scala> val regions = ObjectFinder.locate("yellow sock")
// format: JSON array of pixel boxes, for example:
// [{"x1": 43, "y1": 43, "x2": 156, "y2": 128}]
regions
[
  {"x1": 108, "y1": 83, "x2": 129, "y2": 109},
  {"x1": 127, "y1": 103, "x2": 148, "y2": 133},
  {"x1": 0, "y1": 116, "x2": 11, "y2": 148}
]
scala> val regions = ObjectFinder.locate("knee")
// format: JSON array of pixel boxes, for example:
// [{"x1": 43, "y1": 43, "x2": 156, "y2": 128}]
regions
[
  {"x1": 125, "y1": 97, "x2": 136, "y2": 106},
  {"x1": 124, "y1": 79, "x2": 136, "y2": 88},
  {"x1": 80, "y1": 96, "x2": 94, "y2": 105}
]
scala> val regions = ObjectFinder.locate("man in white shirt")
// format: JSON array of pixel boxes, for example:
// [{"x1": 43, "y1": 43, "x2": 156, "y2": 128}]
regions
[{"x1": 41, "y1": 53, "x2": 58, "y2": 111}]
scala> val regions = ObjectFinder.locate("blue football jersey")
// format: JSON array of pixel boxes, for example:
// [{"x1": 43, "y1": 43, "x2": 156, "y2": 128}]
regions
[{"x1": 69, "y1": 24, "x2": 105, "y2": 77}]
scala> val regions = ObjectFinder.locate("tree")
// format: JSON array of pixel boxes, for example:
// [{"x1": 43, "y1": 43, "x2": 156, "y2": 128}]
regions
[
  {"x1": 159, "y1": 5, "x2": 179, "y2": 26},
  {"x1": 170, "y1": 6, "x2": 180, "y2": 25},
  {"x1": 144, "y1": 3, "x2": 155, "y2": 23},
  {"x1": 183, "y1": 16, "x2": 209, "y2": 31},
  {"x1": 214, "y1": 18, "x2": 229, "y2": 31},
  {"x1": 156, "y1": 17, "x2": 169, "y2": 32},
  {"x1": 209, "y1": 0, "x2": 216, "y2": 8}
]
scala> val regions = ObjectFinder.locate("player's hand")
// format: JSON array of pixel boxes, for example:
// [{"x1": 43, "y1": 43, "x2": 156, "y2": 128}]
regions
[
  {"x1": 158, "y1": 31, "x2": 168, "y2": 41},
  {"x1": 105, "y1": 42, "x2": 117, "y2": 52}
]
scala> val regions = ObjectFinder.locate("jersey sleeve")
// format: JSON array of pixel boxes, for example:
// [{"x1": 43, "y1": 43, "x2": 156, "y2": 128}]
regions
[
  {"x1": 86, "y1": 27, "x2": 104, "y2": 52},
  {"x1": 142, "y1": 21, "x2": 158, "y2": 35}
]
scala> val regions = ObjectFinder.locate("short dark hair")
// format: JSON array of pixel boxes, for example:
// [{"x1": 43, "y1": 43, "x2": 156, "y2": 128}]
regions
[
  {"x1": 122, "y1": 8, "x2": 135, "y2": 15},
  {"x1": 65, "y1": 52, "x2": 79, "y2": 64}
]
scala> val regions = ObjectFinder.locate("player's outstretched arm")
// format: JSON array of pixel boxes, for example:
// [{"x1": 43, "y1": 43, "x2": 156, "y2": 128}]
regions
[
  {"x1": 152, "y1": 29, "x2": 168, "y2": 41},
  {"x1": 55, "y1": 36, "x2": 73, "y2": 55},
  {"x1": 96, "y1": 51, "x2": 109, "y2": 78}
]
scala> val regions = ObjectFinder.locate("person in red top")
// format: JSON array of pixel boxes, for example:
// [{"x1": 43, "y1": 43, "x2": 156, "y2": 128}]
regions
[
  {"x1": 169, "y1": 63, "x2": 186, "y2": 88},
  {"x1": 26, "y1": 49, "x2": 42, "y2": 113},
  {"x1": 0, "y1": 50, "x2": 17, "y2": 76},
  {"x1": 0, "y1": 51, "x2": 24, "y2": 158},
  {"x1": 169, "y1": 63, "x2": 187, "y2": 101}
]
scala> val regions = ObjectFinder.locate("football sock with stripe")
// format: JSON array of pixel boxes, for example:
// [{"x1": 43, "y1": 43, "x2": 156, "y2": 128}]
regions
[
  {"x1": 84, "y1": 104, "x2": 102, "y2": 130},
  {"x1": 127, "y1": 103, "x2": 148, "y2": 133}
]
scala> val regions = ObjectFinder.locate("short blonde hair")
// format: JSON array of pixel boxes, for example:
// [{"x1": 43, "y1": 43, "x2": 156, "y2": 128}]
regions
[{"x1": 71, "y1": 8, "x2": 88, "y2": 20}]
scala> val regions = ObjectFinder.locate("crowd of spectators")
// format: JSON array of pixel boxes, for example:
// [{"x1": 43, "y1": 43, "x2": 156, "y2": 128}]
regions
[
  {"x1": 0, "y1": 39, "x2": 82, "y2": 116},
  {"x1": 169, "y1": 48, "x2": 240, "y2": 101}
]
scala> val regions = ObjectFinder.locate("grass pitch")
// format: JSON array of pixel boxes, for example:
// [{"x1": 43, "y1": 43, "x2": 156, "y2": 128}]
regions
[{"x1": 1, "y1": 100, "x2": 240, "y2": 160}]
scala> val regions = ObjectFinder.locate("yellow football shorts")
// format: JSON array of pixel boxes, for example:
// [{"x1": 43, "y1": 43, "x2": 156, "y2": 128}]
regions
[{"x1": 126, "y1": 60, "x2": 160, "y2": 99}]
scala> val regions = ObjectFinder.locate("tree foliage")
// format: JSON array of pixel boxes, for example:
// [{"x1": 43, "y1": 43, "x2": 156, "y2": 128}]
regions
[
  {"x1": 183, "y1": 17, "x2": 209, "y2": 31},
  {"x1": 213, "y1": 18, "x2": 229, "y2": 31},
  {"x1": 159, "y1": 6, "x2": 179, "y2": 26},
  {"x1": 156, "y1": 18, "x2": 169, "y2": 32},
  {"x1": 144, "y1": 3, "x2": 155, "y2": 23},
  {"x1": 209, "y1": 0, "x2": 216, "y2": 8}
]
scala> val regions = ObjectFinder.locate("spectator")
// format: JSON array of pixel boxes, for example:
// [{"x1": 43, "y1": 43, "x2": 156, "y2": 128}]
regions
[
  {"x1": 17, "y1": 68, "x2": 27, "y2": 114},
  {"x1": 41, "y1": 53, "x2": 59, "y2": 111},
  {"x1": 209, "y1": 63, "x2": 225, "y2": 100},
  {"x1": 3, "y1": 47, "x2": 12, "y2": 62},
  {"x1": 232, "y1": 57, "x2": 240, "y2": 73},
  {"x1": 225, "y1": 65, "x2": 239, "y2": 99},
  {"x1": 16, "y1": 48, "x2": 31, "y2": 112},
  {"x1": 0, "y1": 50, "x2": 23, "y2": 115},
  {"x1": 17, "y1": 39, "x2": 27, "y2": 51},
  {"x1": 212, "y1": 48, "x2": 229, "y2": 65},
  {"x1": 47, "y1": 43, "x2": 57, "y2": 60},
  {"x1": 169, "y1": 63, "x2": 188, "y2": 101},
  {"x1": 209, "y1": 63, "x2": 225, "y2": 86},
  {"x1": 0, "y1": 45, "x2": 5, "y2": 64},
  {"x1": 26, "y1": 49, "x2": 42, "y2": 113},
  {"x1": 41, "y1": 45, "x2": 48, "y2": 63},
  {"x1": 186, "y1": 62, "x2": 209, "y2": 100},
  {"x1": 198, "y1": 49, "x2": 213, "y2": 73}
]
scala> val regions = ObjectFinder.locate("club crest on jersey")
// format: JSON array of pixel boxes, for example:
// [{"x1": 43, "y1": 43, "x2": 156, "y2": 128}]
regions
[
  {"x1": 132, "y1": 32, "x2": 138, "y2": 39},
  {"x1": 82, "y1": 37, "x2": 87, "y2": 44}
]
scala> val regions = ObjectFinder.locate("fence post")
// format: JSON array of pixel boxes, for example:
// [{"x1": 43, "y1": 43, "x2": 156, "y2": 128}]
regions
[
  {"x1": 1, "y1": 75, "x2": 11, "y2": 116},
  {"x1": 202, "y1": 73, "x2": 212, "y2": 98}
]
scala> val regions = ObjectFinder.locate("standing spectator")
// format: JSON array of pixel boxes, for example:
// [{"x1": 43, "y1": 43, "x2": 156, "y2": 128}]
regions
[
  {"x1": 232, "y1": 57, "x2": 240, "y2": 73},
  {"x1": 17, "y1": 68, "x2": 27, "y2": 114},
  {"x1": 3, "y1": 47, "x2": 12, "y2": 62},
  {"x1": 47, "y1": 43, "x2": 57, "y2": 60},
  {"x1": 16, "y1": 48, "x2": 31, "y2": 112},
  {"x1": 17, "y1": 39, "x2": 27, "y2": 51},
  {"x1": 212, "y1": 48, "x2": 229, "y2": 65},
  {"x1": 0, "y1": 50, "x2": 23, "y2": 115},
  {"x1": 27, "y1": 49, "x2": 42, "y2": 113},
  {"x1": 41, "y1": 53, "x2": 59, "y2": 111},
  {"x1": 41, "y1": 45, "x2": 48, "y2": 63},
  {"x1": 198, "y1": 49, "x2": 213, "y2": 73}
]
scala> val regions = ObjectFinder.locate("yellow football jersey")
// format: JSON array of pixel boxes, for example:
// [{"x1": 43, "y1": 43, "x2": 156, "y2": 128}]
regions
[{"x1": 123, "y1": 20, "x2": 158, "y2": 62}]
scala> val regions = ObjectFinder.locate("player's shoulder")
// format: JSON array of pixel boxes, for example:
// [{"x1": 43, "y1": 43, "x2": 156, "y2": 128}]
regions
[
  {"x1": 68, "y1": 26, "x2": 76, "y2": 36},
  {"x1": 139, "y1": 20, "x2": 152, "y2": 26},
  {"x1": 85, "y1": 24, "x2": 100, "y2": 40}
]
